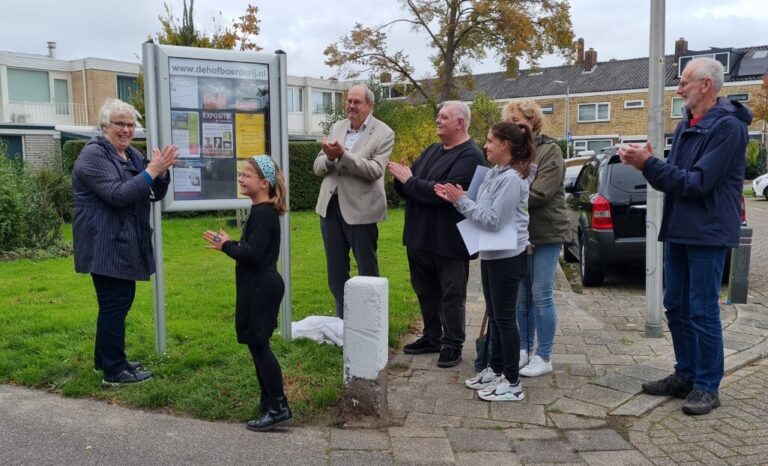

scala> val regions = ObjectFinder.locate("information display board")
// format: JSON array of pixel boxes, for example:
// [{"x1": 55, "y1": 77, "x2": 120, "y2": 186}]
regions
[
  {"x1": 142, "y1": 43, "x2": 291, "y2": 351},
  {"x1": 144, "y1": 45, "x2": 287, "y2": 211}
]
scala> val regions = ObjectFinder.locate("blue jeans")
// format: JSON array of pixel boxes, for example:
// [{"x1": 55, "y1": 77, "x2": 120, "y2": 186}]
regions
[
  {"x1": 664, "y1": 242, "x2": 727, "y2": 393},
  {"x1": 516, "y1": 243, "x2": 561, "y2": 361}
]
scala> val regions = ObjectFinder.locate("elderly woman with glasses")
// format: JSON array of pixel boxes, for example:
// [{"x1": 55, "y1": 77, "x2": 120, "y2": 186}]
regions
[{"x1": 72, "y1": 98, "x2": 178, "y2": 386}]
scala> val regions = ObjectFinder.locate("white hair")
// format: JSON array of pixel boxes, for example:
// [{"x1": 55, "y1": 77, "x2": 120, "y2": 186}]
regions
[
  {"x1": 439, "y1": 100, "x2": 471, "y2": 129},
  {"x1": 686, "y1": 57, "x2": 725, "y2": 93},
  {"x1": 98, "y1": 98, "x2": 140, "y2": 133}
]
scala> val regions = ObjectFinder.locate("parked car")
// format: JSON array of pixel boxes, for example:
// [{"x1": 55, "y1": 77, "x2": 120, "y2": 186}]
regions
[
  {"x1": 753, "y1": 173, "x2": 768, "y2": 200},
  {"x1": 564, "y1": 152, "x2": 746, "y2": 286},
  {"x1": 563, "y1": 152, "x2": 647, "y2": 286}
]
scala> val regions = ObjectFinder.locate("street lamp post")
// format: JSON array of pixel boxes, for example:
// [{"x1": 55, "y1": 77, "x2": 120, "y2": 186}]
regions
[{"x1": 554, "y1": 80, "x2": 570, "y2": 158}]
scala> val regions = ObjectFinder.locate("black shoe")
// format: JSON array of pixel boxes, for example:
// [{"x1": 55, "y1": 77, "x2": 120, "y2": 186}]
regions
[
  {"x1": 682, "y1": 389, "x2": 720, "y2": 415},
  {"x1": 403, "y1": 336, "x2": 440, "y2": 354},
  {"x1": 94, "y1": 361, "x2": 142, "y2": 373},
  {"x1": 641, "y1": 373, "x2": 692, "y2": 398},
  {"x1": 437, "y1": 346, "x2": 462, "y2": 368},
  {"x1": 247, "y1": 396, "x2": 292, "y2": 432},
  {"x1": 102, "y1": 368, "x2": 153, "y2": 387}
]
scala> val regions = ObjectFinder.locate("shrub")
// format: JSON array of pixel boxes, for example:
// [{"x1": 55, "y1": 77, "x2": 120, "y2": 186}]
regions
[
  {"x1": 0, "y1": 150, "x2": 64, "y2": 254},
  {"x1": 745, "y1": 139, "x2": 767, "y2": 179}
]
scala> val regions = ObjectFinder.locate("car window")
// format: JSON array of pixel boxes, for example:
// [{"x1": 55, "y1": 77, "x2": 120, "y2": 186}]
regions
[{"x1": 608, "y1": 163, "x2": 647, "y2": 193}]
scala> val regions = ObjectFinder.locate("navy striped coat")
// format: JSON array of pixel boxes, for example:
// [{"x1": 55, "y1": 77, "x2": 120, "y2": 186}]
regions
[{"x1": 72, "y1": 136, "x2": 169, "y2": 281}]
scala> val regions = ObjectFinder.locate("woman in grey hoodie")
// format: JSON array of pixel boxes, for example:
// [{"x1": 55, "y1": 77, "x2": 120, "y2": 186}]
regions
[{"x1": 435, "y1": 122, "x2": 535, "y2": 402}]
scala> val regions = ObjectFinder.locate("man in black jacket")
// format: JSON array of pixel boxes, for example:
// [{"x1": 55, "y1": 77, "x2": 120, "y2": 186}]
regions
[{"x1": 389, "y1": 101, "x2": 485, "y2": 367}]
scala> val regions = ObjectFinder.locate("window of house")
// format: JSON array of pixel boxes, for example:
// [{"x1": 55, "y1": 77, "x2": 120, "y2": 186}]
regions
[
  {"x1": 117, "y1": 75, "x2": 138, "y2": 102},
  {"x1": 679, "y1": 52, "x2": 730, "y2": 76},
  {"x1": 540, "y1": 104, "x2": 554, "y2": 114},
  {"x1": 665, "y1": 136, "x2": 674, "y2": 149},
  {"x1": 671, "y1": 97, "x2": 683, "y2": 118},
  {"x1": 287, "y1": 87, "x2": 303, "y2": 112},
  {"x1": 7, "y1": 69, "x2": 50, "y2": 102},
  {"x1": 311, "y1": 90, "x2": 343, "y2": 113},
  {"x1": 577, "y1": 103, "x2": 610, "y2": 122},
  {"x1": 727, "y1": 93, "x2": 749, "y2": 102},
  {"x1": 624, "y1": 100, "x2": 644, "y2": 109},
  {"x1": 54, "y1": 79, "x2": 70, "y2": 115},
  {"x1": 573, "y1": 139, "x2": 612, "y2": 155}
]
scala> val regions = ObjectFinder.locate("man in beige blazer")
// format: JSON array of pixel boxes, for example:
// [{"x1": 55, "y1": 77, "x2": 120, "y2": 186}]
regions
[{"x1": 313, "y1": 85, "x2": 395, "y2": 318}]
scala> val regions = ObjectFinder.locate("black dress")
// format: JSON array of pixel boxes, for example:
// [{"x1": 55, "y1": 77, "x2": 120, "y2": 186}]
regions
[{"x1": 222, "y1": 203, "x2": 285, "y2": 345}]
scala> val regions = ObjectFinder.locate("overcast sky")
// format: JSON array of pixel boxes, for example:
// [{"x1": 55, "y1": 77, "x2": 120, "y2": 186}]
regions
[{"x1": 2, "y1": 0, "x2": 768, "y2": 78}]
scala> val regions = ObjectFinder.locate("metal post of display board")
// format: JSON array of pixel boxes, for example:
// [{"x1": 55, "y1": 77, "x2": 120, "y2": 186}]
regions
[
  {"x1": 143, "y1": 40, "x2": 168, "y2": 354},
  {"x1": 276, "y1": 50, "x2": 292, "y2": 340},
  {"x1": 142, "y1": 42, "x2": 292, "y2": 352}
]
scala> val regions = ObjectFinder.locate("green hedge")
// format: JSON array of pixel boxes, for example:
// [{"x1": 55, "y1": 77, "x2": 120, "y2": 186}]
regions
[
  {"x1": 745, "y1": 139, "x2": 767, "y2": 180},
  {"x1": 60, "y1": 139, "x2": 399, "y2": 212}
]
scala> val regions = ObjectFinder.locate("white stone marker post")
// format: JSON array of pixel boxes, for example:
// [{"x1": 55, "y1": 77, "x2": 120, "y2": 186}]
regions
[{"x1": 342, "y1": 276, "x2": 389, "y2": 420}]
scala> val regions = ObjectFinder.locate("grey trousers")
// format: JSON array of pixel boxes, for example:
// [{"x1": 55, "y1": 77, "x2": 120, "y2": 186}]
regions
[{"x1": 320, "y1": 195, "x2": 379, "y2": 318}]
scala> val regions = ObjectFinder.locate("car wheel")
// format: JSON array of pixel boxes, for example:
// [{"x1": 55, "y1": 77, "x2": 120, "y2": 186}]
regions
[
  {"x1": 563, "y1": 243, "x2": 579, "y2": 263},
  {"x1": 764, "y1": 187, "x2": 768, "y2": 201},
  {"x1": 580, "y1": 232, "x2": 604, "y2": 287}
]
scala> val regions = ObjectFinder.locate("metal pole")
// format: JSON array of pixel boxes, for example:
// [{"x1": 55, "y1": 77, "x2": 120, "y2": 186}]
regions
[
  {"x1": 645, "y1": 0, "x2": 665, "y2": 338},
  {"x1": 276, "y1": 50, "x2": 292, "y2": 340},
  {"x1": 143, "y1": 41, "x2": 168, "y2": 354},
  {"x1": 554, "y1": 80, "x2": 571, "y2": 158},
  {"x1": 565, "y1": 85, "x2": 571, "y2": 158}
]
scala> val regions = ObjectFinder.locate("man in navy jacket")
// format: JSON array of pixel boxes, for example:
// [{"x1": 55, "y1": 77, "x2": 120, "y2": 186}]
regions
[{"x1": 619, "y1": 57, "x2": 752, "y2": 415}]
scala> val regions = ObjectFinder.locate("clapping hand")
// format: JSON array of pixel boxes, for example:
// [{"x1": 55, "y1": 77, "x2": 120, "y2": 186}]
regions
[
  {"x1": 202, "y1": 229, "x2": 231, "y2": 251},
  {"x1": 434, "y1": 183, "x2": 465, "y2": 203},
  {"x1": 147, "y1": 145, "x2": 179, "y2": 178},
  {"x1": 387, "y1": 161, "x2": 413, "y2": 183},
  {"x1": 322, "y1": 137, "x2": 345, "y2": 160}
]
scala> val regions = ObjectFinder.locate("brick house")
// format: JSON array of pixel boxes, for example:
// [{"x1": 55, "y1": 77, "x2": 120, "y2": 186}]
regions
[{"x1": 438, "y1": 38, "x2": 768, "y2": 156}]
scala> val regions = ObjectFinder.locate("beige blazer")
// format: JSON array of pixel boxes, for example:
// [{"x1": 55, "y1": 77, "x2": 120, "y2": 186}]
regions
[{"x1": 313, "y1": 116, "x2": 395, "y2": 225}]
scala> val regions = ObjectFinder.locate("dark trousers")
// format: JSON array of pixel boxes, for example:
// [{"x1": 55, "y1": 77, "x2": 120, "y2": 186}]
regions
[
  {"x1": 481, "y1": 254, "x2": 527, "y2": 383},
  {"x1": 320, "y1": 195, "x2": 379, "y2": 318},
  {"x1": 248, "y1": 343, "x2": 285, "y2": 399},
  {"x1": 92, "y1": 274, "x2": 136, "y2": 376},
  {"x1": 407, "y1": 247, "x2": 469, "y2": 349}
]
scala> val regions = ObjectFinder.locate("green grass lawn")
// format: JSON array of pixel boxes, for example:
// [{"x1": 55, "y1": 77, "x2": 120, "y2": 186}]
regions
[{"x1": 0, "y1": 208, "x2": 419, "y2": 423}]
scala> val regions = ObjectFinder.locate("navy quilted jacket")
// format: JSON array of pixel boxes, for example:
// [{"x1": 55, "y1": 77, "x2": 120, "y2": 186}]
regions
[{"x1": 72, "y1": 137, "x2": 169, "y2": 281}]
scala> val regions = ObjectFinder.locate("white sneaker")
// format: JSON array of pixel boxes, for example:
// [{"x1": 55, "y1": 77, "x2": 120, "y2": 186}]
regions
[
  {"x1": 519, "y1": 355, "x2": 553, "y2": 377},
  {"x1": 478, "y1": 377, "x2": 525, "y2": 402},
  {"x1": 464, "y1": 367, "x2": 501, "y2": 390},
  {"x1": 519, "y1": 349, "x2": 529, "y2": 369}
]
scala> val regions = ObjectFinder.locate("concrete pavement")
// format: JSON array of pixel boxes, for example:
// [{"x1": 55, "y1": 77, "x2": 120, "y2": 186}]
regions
[{"x1": 1, "y1": 196, "x2": 767, "y2": 465}]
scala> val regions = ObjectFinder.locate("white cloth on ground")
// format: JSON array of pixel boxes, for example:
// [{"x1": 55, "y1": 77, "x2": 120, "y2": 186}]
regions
[{"x1": 291, "y1": 316, "x2": 344, "y2": 346}]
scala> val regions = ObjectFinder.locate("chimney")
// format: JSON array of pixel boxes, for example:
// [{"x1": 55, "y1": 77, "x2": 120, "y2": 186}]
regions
[
  {"x1": 674, "y1": 37, "x2": 688, "y2": 58},
  {"x1": 47, "y1": 41, "x2": 56, "y2": 59},
  {"x1": 576, "y1": 38, "x2": 585, "y2": 64},
  {"x1": 584, "y1": 48, "x2": 597, "y2": 72},
  {"x1": 506, "y1": 57, "x2": 519, "y2": 78},
  {"x1": 379, "y1": 72, "x2": 392, "y2": 83}
]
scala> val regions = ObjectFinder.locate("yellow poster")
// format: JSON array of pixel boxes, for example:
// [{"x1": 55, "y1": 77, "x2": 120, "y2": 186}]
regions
[{"x1": 235, "y1": 113, "x2": 266, "y2": 158}]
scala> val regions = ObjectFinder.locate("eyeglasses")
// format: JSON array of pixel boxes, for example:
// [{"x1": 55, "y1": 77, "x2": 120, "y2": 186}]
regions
[
  {"x1": 677, "y1": 78, "x2": 706, "y2": 89},
  {"x1": 110, "y1": 121, "x2": 136, "y2": 130}
]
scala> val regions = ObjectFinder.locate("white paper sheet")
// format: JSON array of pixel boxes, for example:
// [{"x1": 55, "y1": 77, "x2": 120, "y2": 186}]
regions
[{"x1": 457, "y1": 218, "x2": 518, "y2": 254}]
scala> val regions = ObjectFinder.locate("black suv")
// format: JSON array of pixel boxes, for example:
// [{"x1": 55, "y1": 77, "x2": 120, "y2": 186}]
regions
[{"x1": 563, "y1": 151, "x2": 647, "y2": 286}]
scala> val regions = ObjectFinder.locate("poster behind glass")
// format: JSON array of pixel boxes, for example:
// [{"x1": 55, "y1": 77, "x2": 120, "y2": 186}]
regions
[{"x1": 168, "y1": 58, "x2": 270, "y2": 201}]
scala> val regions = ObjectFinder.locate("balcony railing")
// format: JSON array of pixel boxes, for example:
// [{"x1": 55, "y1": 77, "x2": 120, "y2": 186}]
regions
[{"x1": 8, "y1": 101, "x2": 89, "y2": 126}]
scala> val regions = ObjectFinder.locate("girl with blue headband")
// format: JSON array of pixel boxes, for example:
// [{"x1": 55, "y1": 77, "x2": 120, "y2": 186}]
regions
[{"x1": 203, "y1": 155, "x2": 290, "y2": 431}]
